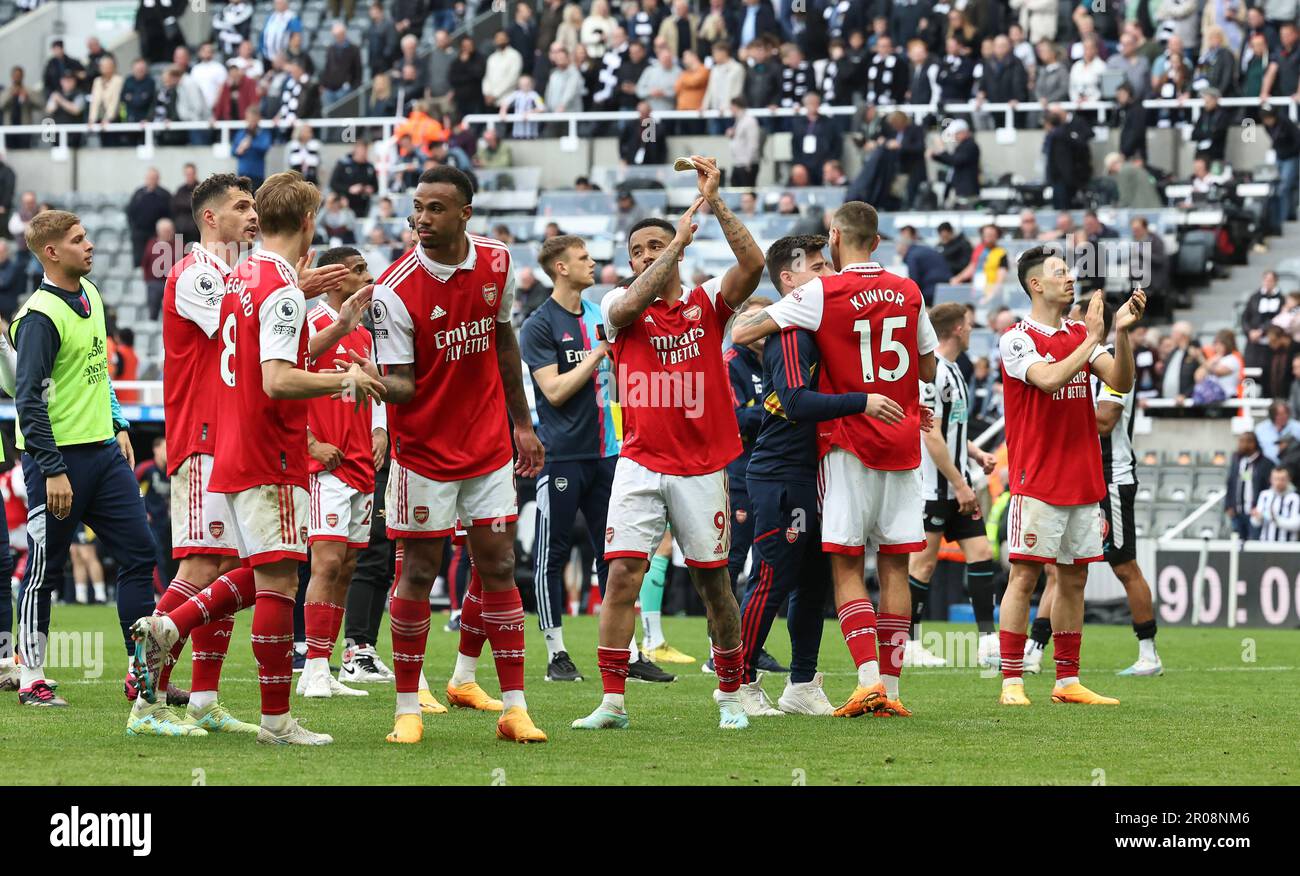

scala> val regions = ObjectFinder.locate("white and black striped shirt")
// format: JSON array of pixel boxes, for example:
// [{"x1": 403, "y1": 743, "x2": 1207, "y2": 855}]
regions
[
  {"x1": 1092, "y1": 348, "x2": 1135, "y2": 486},
  {"x1": 920, "y1": 354, "x2": 969, "y2": 501},
  {"x1": 1254, "y1": 487, "x2": 1300, "y2": 542}
]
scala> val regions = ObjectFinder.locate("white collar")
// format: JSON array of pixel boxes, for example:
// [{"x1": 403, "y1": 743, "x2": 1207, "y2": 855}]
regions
[
  {"x1": 1021, "y1": 314, "x2": 1067, "y2": 335},
  {"x1": 253, "y1": 248, "x2": 299, "y2": 284},
  {"x1": 194, "y1": 242, "x2": 233, "y2": 274},
  {"x1": 842, "y1": 261, "x2": 883, "y2": 272},
  {"x1": 415, "y1": 233, "x2": 477, "y2": 281}
]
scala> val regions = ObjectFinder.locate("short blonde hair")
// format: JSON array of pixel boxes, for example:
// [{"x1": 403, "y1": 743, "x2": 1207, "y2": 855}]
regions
[
  {"x1": 256, "y1": 171, "x2": 320, "y2": 237},
  {"x1": 25, "y1": 209, "x2": 81, "y2": 256}
]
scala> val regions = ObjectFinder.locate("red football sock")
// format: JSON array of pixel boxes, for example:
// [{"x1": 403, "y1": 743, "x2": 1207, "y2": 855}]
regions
[
  {"x1": 389, "y1": 596, "x2": 430, "y2": 695},
  {"x1": 1001, "y1": 629, "x2": 1027, "y2": 680},
  {"x1": 251, "y1": 589, "x2": 295, "y2": 717},
  {"x1": 837, "y1": 598, "x2": 878, "y2": 667},
  {"x1": 304, "y1": 601, "x2": 344, "y2": 660},
  {"x1": 597, "y1": 646, "x2": 630, "y2": 695},
  {"x1": 877, "y1": 613, "x2": 910, "y2": 680},
  {"x1": 189, "y1": 615, "x2": 234, "y2": 693},
  {"x1": 1053, "y1": 630, "x2": 1081, "y2": 682},
  {"x1": 711, "y1": 643, "x2": 744, "y2": 693},
  {"x1": 168, "y1": 567, "x2": 256, "y2": 639},
  {"x1": 458, "y1": 567, "x2": 487, "y2": 658},
  {"x1": 481, "y1": 587, "x2": 525, "y2": 693},
  {"x1": 154, "y1": 578, "x2": 199, "y2": 691}
]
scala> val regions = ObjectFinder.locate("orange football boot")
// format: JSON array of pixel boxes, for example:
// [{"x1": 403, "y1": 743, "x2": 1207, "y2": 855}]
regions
[
  {"x1": 496, "y1": 706, "x2": 548, "y2": 743},
  {"x1": 446, "y1": 681, "x2": 504, "y2": 711},
  {"x1": 831, "y1": 682, "x2": 888, "y2": 717}
]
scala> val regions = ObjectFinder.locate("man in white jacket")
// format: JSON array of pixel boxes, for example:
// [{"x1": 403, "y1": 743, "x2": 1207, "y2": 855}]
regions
[
  {"x1": 483, "y1": 29, "x2": 524, "y2": 109},
  {"x1": 701, "y1": 41, "x2": 744, "y2": 133}
]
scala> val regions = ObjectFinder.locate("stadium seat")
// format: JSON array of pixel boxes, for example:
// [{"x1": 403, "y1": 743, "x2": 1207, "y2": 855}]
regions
[
  {"x1": 1157, "y1": 470, "x2": 1194, "y2": 502},
  {"x1": 1152, "y1": 503, "x2": 1188, "y2": 537}
]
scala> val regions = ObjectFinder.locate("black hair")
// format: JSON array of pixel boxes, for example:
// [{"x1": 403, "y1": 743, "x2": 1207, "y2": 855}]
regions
[
  {"x1": 417, "y1": 164, "x2": 475, "y2": 206},
  {"x1": 118, "y1": 327, "x2": 135, "y2": 346},
  {"x1": 1016, "y1": 244, "x2": 1057, "y2": 295},
  {"x1": 627, "y1": 217, "x2": 675, "y2": 240},
  {"x1": 318, "y1": 246, "x2": 363, "y2": 267}
]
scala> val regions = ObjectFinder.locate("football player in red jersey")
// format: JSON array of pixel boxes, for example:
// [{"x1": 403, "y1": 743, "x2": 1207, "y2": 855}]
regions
[
  {"x1": 732, "y1": 201, "x2": 938, "y2": 718},
  {"x1": 295, "y1": 246, "x2": 401, "y2": 701},
  {"x1": 368, "y1": 165, "x2": 547, "y2": 745},
  {"x1": 994, "y1": 246, "x2": 1144, "y2": 706},
  {"x1": 133, "y1": 172, "x2": 385, "y2": 745},
  {"x1": 571, "y1": 155, "x2": 766, "y2": 731}
]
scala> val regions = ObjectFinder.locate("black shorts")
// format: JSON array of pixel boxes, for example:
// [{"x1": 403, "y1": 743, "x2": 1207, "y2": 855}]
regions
[
  {"x1": 923, "y1": 498, "x2": 986, "y2": 542},
  {"x1": 1100, "y1": 482, "x2": 1137, "y2": 565}
]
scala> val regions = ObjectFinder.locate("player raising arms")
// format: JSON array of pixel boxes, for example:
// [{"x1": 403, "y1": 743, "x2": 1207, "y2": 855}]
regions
[
  {"x1": 732, "y1": 202, "x2": 938, "y2": 718},
  {"x1": 297, "y1": 246, "x2": 391, "y2": 699},
  {"x1": 368, "y1": 165, "x2": 547, "y2": 745},
  {"x1": 909, "y1": 302, "x2": 1000, "y2": 669},
  {"x1": 995, "y1": 246, "x2": 1144, "y2": 706},
  {"x1": 134, "y1": 171, "x2": 385, "y2": 744},
  {"x1": 572, "y1": 155, "x2": 765, "y2": 732},
  {"x1": 139, "y1": 173, "x2": 263, "y2": 737}
]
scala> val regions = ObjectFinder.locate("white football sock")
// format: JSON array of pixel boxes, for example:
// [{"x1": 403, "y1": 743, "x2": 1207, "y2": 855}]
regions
[
  {"x1": 304, "y1": 657, "x2": 328, "y2": 680},
  {"x1": 20, "y1": 664, "x2": 43, "y2": 687},
  {"x1": 1055, "y1": 675, "x2": 1079, "y2": 688},
  {"x1": 1138, "y1": 638, "x2": 1158, "y2": 661},
  {"x1": 261, "y1": 713, "x2": 292, "y2": 732},
  {"x1": 641, "y1": 611, "x2": 663, "y2": 651},
  {"x1": 501, "y1": 690, "x2": 526, "y2": 710},
  {"x1": 542, "y1": 626, "x2": 566, "y2": 660},
  {"x1": 395, "y1": 691, "x2": 420, "y2": 715},
  {"x1": 884, "y1": 675, "x2": 899, "y2": 700},
  {"x1": 601, "y1": 693, "x2": 625, "y2": 712},
  {"x1": 188, "y1": 690, "x2": 217, "y2": 712},
  {"x1": 92, "y1": 581, "x2": 107, "y2": 602},
  {"x1": 857, "y1": 659, "x2": 881, "y2": 688},
  {"x1": 450, "y1": 652, "x2": 478, "y2": 685},
  {"x1": 417, "y1": 669, "x2": 430, "y2": 692},
  {"x1": 628, "y1": 636, "x2": 640, "y2": 663},
  {"x1": 75, "y1": 583, "x2": 88, "y2": 603},
  {"x1": 1003, "y1": 676, "x2": 1023, "y2": 688}
]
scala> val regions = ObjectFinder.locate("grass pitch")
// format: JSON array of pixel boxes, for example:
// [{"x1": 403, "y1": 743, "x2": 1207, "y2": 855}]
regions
[{"x1": 2, "y1": 606, "x2": 1295, "y2": 786}]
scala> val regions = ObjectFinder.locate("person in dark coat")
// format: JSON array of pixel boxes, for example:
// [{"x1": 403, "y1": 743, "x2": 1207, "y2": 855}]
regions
[
  {"x1": 1114, "y1": 82, "x2": 1149, "y2": 161},
  {"x1": 1263, "y1": 108, "x2": 1300, "y2": 232},
  {"x1": 936, "y1": 222, "x2": 973, "y2": 276},
  {"x1": 448, "y1": 36, "x2": 487, "y2": 119},
  {"x1": 789, "y1": 93, "x2": 841, "y2": 184},
  {"x1": 936, "y1": 37, "x2": 975, "y2": 102},
  {"x1": 976, "y1": 34, "x2": 1028, "y2": 103},
  {"x1": 1043, "y1": 111, "x2": 1079, "y2": 209},
  {"x1": 898, "y1": 226, "x2": 952, "y2": 305},
  {"x1": 1226, "y1": 431, "x2": 1274, "y2": 540},
  {"x1": 1190, "y1": 88, "x2": 1233, "y2": 162},
  {"x1": 883, "y1": 109, "x2": 927, "y2": 206},
  {"x1": 126, "y1": 167, "x2": 171, "y2": 267},
  {"x1": 929, "y1": 118, "x2": 980, "y2": 203}
]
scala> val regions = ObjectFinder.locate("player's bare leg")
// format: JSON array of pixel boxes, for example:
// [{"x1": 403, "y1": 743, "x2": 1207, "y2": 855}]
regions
[
  {"x1": 129, "y1": 554, "x2": 259, "y2": 735},
  {"x1": 904, "y1": 533, "x2": 951, "y2": 667},
  {"x1": 1113, "y1": 559, "x2": 1162, "y2": 676},
  {"x1": 252, "y1": 559, "x2": 334, "y2": 744},
  {"x1": 689, "y1": 564, "x2": 749, "y2": 729},
  {"x1": 386, "y1": 537, "x2": 442, "y2": 743},
  {"x1": 874, "y1": 553, "x2": 915, "y2": 716},
  {"x1": 573, "y1": 557, "x2": 641, "y2": 730},
  {"x1": 300, "y1": 542, "x2": 367, "y2": 698},
  {"x1": 997, "y1": 561, "x2": 1039, "y2": 704},
  {"x1": 828, "y1": 553, "x2": 888, "y2": 717},
  {"x1": 465, "y1": 520, "x2": 545, "y2": 742},
  {"x1": 1024, "y1": 565, "x2": 1057, "y2": 674},
  {"x1": 1048, "y1": 563, "x2": 1118, "y2": 704}
]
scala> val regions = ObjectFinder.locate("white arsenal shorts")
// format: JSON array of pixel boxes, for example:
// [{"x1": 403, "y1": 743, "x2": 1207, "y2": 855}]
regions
[
  {"x1": 1006, "y1": 494, "x2": 1104, "y2": 566},
  {"x1": 170, "y1": 453, "x2": 239, "y2": 559},
  {"x1": 385, "y1": 460, "x2": 517, "y2": 539},
  {"x1": 817, "y1": 448, "x2": 925, "y2": 555},
  {"x1": 219, "y1": 483, "x2": 309, "y2": 566},
  {"x1": 604, "y1": 456, "x2": 730, "y2": 569},
  {"x1": 308, "y1": 471, "x2": 373, "y2": 549}
]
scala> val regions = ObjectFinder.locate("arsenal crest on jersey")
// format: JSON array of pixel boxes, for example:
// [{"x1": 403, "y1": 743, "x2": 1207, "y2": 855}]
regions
[
  {"x1": 683, "y1": 304, "x2": 702, "y2": 322},
  {"x1": 785, "y1": 527, "x2": 798, "y2": 544},
  {"x1": 326, "y1": 513, "x2": 339, "y2": 527},
  {"x1": 414, "y1": 506, "x2": 430, "y2": 524},
  {"x1": 209, "y1": 521, "x2": 225, "y2": 539},
  {"x1": 482, "y1": 282, "x2": 499, "y2": 308},
  {"x1": 1024, "y1": 532, "x2": 1037, "y2": 549}
]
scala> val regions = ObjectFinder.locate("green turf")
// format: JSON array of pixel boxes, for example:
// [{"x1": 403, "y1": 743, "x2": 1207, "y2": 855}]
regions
[{"x1": 2, "y1": 606, "x2": 1296, "y2": 785}]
